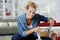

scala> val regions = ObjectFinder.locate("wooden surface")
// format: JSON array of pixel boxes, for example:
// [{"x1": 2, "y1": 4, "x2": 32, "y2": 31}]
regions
[{"x1": 39, "y1": 31, "x2": 49, "y2": 37}]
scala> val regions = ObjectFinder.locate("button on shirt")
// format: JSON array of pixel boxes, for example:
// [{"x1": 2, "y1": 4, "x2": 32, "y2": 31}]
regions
[{"x1": 16, "y1": 13, "x2": 48, "y2": 37}]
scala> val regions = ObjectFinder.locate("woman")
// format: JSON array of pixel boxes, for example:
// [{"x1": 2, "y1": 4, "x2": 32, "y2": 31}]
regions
[{"x1": 12, "y1": 1, "x2": 54, "y2": 40}]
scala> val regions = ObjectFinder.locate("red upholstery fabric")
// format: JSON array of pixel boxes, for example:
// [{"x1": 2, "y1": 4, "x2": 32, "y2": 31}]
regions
[
  {"x1": 56, "y1": 37, "x2": 60, "y2": 40},
  {"x1": 38, "y1": 20, "x2": 60, "y2": 26}
]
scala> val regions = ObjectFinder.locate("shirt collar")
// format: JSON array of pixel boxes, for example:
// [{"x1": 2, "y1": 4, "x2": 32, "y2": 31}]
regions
[{"x1": 23, "y1": 13, "x2": 26, "y2": 24}]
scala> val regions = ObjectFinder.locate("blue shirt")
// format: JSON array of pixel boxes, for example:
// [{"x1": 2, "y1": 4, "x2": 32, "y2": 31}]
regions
[{"x1": 16, "y1": 13, "x2": 48, "y2": 37}]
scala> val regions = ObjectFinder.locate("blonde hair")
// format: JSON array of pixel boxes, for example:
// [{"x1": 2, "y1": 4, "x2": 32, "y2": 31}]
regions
[{"x1": 26, "y1": 1, "x2": 36, "y2": 10}]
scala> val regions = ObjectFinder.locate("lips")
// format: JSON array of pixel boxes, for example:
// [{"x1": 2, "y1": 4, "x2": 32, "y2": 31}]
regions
[{"x1": 29, "y1": 15, "x2": 33, "y2": 18}]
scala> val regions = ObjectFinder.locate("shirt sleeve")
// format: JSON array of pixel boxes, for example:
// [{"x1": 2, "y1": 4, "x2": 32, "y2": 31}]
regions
[
  {"x1": 37, "y1": 14, "x2": 48, "y2": 22},
  {"x1": 16, "y1": 16, "x2": 27, "y2": 37}
]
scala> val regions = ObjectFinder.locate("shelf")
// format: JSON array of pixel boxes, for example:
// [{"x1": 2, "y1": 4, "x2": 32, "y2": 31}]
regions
[
  {"x1": 0, "y1": 0, "x2": 18, "y2": 19},
  {"x1": 4, "y1": 16, "x2": 13, "y2": 19},
  {"x1": 0, "y1": 11, "x2": 3, "y2": 16},
  {"x1": 5, "y1": 0, "x2": 12, "y2": 3},
  {"x1": 15, "y1": 3, "x2": 18, "y2": 9},
  {"x1": 5, "y1": 3, "x2": 12, "y2": 7},
  {"x1": 5, "y1": 3, "x2": 12, "y2": 5},
  {"x1": 0, "y1": 3, "x2": 3, "y2": 4},
  {"x1": 0, "y1": 16, "x2": 3, "y2": 17},
  {"x1": 0, "y1": 0, "x2": 3, "y2": 3},
  {"x1": 15, "y1": 9, "x2": 18, "y2": 11},
  {"x1": 0, "y1": 16, "x2": 3, "y2": 19},
  {"x1": 0, "y1": 3, "x2": 3, "y2": 9},
  {"x1": 0, "y1": 9, "x2": 3, "y2": 11}
]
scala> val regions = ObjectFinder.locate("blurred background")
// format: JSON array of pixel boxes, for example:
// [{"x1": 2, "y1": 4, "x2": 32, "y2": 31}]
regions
[{"x1": 0, "y1": 0, "x2": 60, "y2": 40}]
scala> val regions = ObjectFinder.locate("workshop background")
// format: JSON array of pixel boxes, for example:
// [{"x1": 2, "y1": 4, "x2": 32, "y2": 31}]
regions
[{"x1": 0, "y1": 0, "x2": 60, "y2": 40}]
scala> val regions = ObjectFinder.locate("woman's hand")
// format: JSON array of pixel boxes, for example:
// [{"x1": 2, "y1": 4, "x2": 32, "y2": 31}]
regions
[
  {"x1": 25, "y1": 27, "x2": 41, "y2": 36},
  {"x1": 48, "y1": 18, "x2": 54, "y2": 26},
  {"x1": 32, "y1": 27, "x2": 41, "y2": 32}
]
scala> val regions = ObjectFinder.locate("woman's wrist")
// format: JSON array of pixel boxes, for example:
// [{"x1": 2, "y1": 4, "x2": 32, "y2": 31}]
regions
[{"x1": 30, "y1": 28, "x2": 35, "y2": 33}]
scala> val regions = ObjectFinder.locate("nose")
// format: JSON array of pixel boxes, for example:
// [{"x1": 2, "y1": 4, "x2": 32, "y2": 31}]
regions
[{"x1": 30, "y1": 12, "x2": 33, "y2": 15}]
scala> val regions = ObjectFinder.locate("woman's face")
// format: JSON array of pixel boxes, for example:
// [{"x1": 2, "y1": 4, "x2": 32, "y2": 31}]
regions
[{"x1": 26, "y1": 6, "x2": 36, "y2": 19}]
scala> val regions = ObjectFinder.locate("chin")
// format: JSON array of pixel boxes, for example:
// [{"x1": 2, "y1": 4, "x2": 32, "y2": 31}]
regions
[{"x1": 28, "y1": 16, "x2": 33, "y2": 19}]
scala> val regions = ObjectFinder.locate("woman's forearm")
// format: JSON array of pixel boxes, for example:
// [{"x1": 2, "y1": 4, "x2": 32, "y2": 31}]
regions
[
  {"x1": 25, "y1": 27, "x2": 41, "y2": 36},
  {"x1": 25, "y1": 29, "x2": 34, "y2": 36}
]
